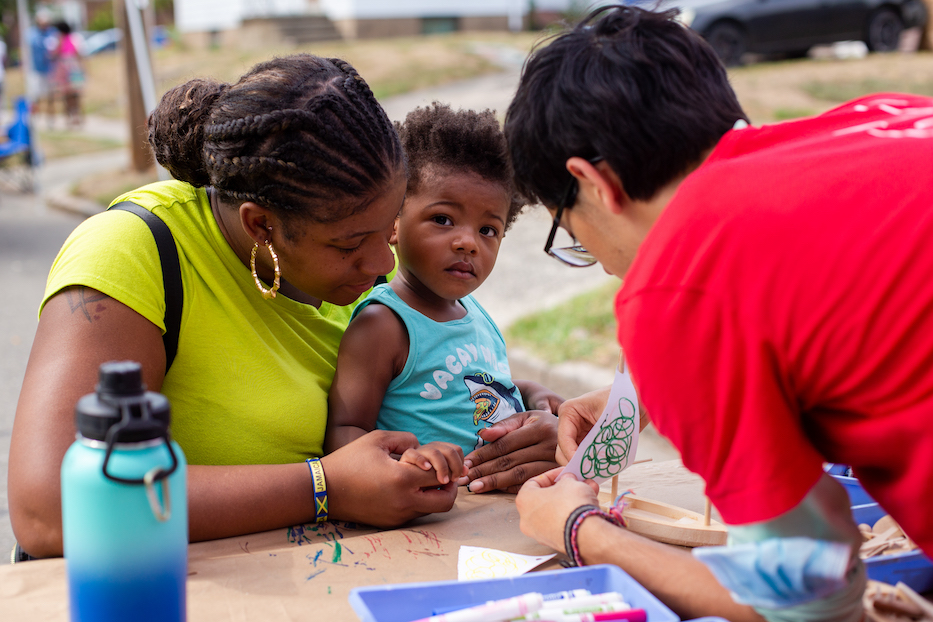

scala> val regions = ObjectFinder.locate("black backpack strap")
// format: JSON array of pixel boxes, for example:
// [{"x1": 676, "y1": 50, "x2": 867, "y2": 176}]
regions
[{"x1": 109, "y1": 201, "x2": 183, "y2": 373}]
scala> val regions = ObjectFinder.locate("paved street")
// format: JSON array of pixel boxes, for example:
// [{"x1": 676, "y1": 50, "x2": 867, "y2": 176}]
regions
[
  {"x1": 0, "y1": 156, "x2": 93, "y2": 562},
  {"x1": 0, "y1": 70, "x2": 639, "y2": 562}
]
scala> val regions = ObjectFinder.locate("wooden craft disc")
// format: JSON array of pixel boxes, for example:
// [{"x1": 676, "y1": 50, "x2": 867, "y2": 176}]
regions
[{"x1": 873, "y1": 515, "x2": 905, "y2": 539}]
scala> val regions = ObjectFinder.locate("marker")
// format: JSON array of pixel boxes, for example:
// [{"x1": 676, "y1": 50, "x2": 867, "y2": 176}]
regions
[
  {"x1": 412, "y1": 592, "x2": 543, "y2": 622},
  {"x1": 522, "y1": 602, "x2": 632, "y2": 619},
  {"x1": 532, "y1": 609, "x2": 647, "y2": 622},
  {"x1": 543, "y1": 589, "x2": 592, "y2": 602},
  {"x1": 431, "y1": 590, "x2": 591, "y2": 616},
  {"x1": 538, "y1": 592, "x2": 625, "y2": 610}
]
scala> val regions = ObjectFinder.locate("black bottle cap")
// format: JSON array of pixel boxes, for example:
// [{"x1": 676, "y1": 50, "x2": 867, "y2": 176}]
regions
[
  {"x1": 74, "y1": 361, "x2": 171, "y2": 442},
  {"x1": 97, "y1": 360, "x2": 145, "y2": 396}
]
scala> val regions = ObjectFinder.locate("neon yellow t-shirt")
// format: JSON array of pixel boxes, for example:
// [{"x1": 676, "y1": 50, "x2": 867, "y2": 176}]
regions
[{"x1": 43, "y1": 180, "x2": 360, "y2": 465}]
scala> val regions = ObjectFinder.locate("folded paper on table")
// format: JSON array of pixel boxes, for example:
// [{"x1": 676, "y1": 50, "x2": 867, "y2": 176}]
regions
[{"x1": 458, "y1": 546, "x2": 556, "y2": 581}]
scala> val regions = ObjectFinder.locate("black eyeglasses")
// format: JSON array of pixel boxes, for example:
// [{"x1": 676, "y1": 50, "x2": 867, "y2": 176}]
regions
[{"x1": 543, "y1": 157, "x2": 603, "y2": 267}]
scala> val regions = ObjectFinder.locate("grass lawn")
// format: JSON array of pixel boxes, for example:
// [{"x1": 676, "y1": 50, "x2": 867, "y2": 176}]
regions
[
  {"x1": 505, "y1": 280, "x2": 623, "y2": 368},
  {"x1": 35, "y1": 130, "x2": 124, "y2": 160}
]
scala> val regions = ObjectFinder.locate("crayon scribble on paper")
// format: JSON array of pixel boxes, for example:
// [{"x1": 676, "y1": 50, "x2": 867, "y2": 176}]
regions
[{"x1": 458, "y1": 546, "x2": 554, "y2": 580}]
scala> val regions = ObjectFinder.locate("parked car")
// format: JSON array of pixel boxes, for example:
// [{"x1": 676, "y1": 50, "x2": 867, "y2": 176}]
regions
[
  {"x1": 78, "y1": 28, "x2": 123, "y2": 56},
  {"x1": 649, "y1": 0, "x2": 928, "y2": 65},
  {"x1": 76, "y1": 27, "x2": 169, "y2": 56}
]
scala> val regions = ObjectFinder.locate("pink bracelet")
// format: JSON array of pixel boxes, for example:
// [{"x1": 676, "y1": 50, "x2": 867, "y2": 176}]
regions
[{"x1": 566, "y1": 495, "x2": 629, "y2": 567}]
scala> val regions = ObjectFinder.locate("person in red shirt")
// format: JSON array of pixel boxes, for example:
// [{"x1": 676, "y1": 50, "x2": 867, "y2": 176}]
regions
[{"x1": 505, "y1": 5, "x2": 933, "y2": 622}]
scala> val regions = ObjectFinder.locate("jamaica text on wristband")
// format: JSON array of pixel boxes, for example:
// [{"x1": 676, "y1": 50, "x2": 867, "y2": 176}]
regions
[{"x1": 305, "y1": 458, "x2": 328, "y2": 523}]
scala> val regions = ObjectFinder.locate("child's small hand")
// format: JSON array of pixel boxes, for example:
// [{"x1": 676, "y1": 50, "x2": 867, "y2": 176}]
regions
[{"x1": 399, "y1": 442, "x2": 467, "y2": 485}]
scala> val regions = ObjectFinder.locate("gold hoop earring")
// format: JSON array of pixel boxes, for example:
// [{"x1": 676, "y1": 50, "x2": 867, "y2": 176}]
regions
[{"x1": 250, "y1": 240, "x2": 281, "y2": 299}]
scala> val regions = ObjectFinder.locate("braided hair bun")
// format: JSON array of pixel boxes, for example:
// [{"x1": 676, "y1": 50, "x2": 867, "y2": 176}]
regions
[{"x1": 148, "y1": 79, "x2": 229, "y2": 187}]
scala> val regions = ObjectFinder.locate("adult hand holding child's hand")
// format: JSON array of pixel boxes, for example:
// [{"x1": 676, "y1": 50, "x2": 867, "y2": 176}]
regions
[
  {"x1": 461, "y1": 410, "x2": 560, "y2": 494},
  {"x1": 399, "y1": 441, "x2": 467, "y2": 486},
  {"x1": 325, "y1": 430, "x2": 459, "y2": 528}
]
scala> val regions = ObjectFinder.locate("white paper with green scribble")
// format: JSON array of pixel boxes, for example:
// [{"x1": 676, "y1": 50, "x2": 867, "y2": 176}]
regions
[{"x1": 563, "y1": 366, "x2": 640, "y2": 484}]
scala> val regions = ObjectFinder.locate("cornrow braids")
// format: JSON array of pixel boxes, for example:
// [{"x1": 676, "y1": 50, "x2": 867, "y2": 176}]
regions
[
  {"x1": 147, "y1": 54, "x2": 404, "y2": 235},
  {"x1": 332, "y1": 58, "x2": 392, "y2": 158},
  {"x1": 397, "y1": 102, "x2": 526, "y2": 231}
]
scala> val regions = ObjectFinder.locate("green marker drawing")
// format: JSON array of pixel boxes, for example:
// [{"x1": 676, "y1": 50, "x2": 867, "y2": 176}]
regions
[{"x1": 578, "y1": 397, "x2": 636, "y2": 480}]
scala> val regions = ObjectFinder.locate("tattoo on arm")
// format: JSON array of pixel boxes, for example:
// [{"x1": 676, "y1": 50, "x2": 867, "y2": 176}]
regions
[{"x1": 65, "y1": 287, "x2": 110, "y2": 323}]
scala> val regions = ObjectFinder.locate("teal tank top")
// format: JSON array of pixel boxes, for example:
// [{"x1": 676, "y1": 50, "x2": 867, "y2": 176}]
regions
[{"x1": 354, "y1": 286, "x2": 525, "y2": 455}]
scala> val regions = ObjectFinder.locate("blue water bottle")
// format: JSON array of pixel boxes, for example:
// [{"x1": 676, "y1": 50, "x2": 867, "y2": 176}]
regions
[{"x1": 61, "y1": 361, "x2": 188, "y2": 622}]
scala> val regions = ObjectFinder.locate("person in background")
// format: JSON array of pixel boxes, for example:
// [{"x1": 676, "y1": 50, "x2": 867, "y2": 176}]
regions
[
  {"x1": 52, "y1": 21, "x2": 84, "y2": 129},
  {"x1": 326, "y1": 103, "x2": 562, "y2": 492},
  {"x1": 9, "y1": 54, "x2": 458, "y2": 559},
  {"x1": 0, "y1": 30, "x2": 7, "y2": 124},
  {"x1": 506, "y1": 5, "x2": 933, "y2": 622},
  {"x1": 27, "y1": 9, "x2": 58, "y2": 126}
]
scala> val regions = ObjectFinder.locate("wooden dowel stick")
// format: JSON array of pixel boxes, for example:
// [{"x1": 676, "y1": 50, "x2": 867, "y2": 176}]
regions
[
  {"x1": 611, "y1": 475, "x2": 619, "y2": 502},
  {"x1": 704, "y1": 498, "x2": 712, "y2": 527},
  {"x1": 632, "y1": 458, "x2": 652, "y2": 465},
  {"x1": 895, "y1": 582, "x2": 933, "y2": 618}
]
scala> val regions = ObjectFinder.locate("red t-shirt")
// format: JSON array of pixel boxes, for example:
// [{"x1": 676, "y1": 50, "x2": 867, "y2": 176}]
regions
[{"x1": 616, "y1": 94, "x2": 933, "y2": 556}]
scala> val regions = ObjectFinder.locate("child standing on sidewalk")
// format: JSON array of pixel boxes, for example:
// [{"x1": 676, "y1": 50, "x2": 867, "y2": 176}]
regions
[{"x1": 325, "y1": 103, "x2": 562, "y2": 489}]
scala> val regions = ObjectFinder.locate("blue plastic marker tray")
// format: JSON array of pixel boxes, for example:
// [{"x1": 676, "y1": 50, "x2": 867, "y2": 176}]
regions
[
  {"x1": 852, "y1": 502, "x2": 933, "y2": 592},
  {"x1": 824, "y1": 463, "x2": 851, "y2": 477},
  {"x1": 349, "y1": 564, "x2": 679, "y2": 622},
  {"x1": 830, "y1": 473, "x2": 877, "y2": 506},
  {"x1": 828, "y1": 466, "x2": 933, "y2": 591}
]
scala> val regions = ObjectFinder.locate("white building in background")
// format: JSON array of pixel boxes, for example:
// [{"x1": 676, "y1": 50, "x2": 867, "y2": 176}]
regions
[
  {"x1": 174, "y1": 0, "x2": 586, "y2": 43},
  {"x1": 318, "y1": 0, "x2": 527, "y2": 36}
]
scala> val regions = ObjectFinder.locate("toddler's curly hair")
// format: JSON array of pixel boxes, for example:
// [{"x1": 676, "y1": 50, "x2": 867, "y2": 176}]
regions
[{"x1": 396, "y1": 102, "x2": 526, "y2": 231}]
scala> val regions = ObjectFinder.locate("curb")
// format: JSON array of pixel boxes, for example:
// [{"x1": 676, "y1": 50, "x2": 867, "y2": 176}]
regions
[{"x1": 45, "y1": 186, "x2": 107, "y2": 218}]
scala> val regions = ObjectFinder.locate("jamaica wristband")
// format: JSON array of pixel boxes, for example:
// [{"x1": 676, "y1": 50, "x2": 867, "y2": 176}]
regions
[{"x1": 305, "y1": 458, "x2": 328, "y2": 523}]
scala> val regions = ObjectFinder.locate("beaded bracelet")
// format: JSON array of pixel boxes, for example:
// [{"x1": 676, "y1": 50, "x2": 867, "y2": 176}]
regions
[
  {"x1": 305, "y1": 458, "x2": 328, "y2": 523},
  {"x1": 563, "y1": 502, "x2": 627, "y2": 567}
]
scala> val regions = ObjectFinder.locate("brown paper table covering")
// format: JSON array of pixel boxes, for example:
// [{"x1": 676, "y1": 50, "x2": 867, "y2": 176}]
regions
[{"x1": 0, "y1": 459, "x2": 707, "y2": 621}]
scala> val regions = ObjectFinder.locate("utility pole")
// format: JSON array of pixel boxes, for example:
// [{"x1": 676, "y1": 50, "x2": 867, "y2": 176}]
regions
[
  {"x1": 16, "y1": 0, "x2": 40, "y2": 190},
  {"x1": 921, "y1": 0, "x2": 932, "y2": 50},
  {"x1": 15, "y1": 0, "x2": 33, "y2": 99},
  {"x1": 114, "y1": 0, "x2": 157, "y2": 173}
]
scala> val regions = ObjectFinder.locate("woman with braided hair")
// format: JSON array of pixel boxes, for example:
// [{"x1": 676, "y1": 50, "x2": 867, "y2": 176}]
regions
[{"x1": 9, "y1": 54, "x2": 463, "y2": 558}]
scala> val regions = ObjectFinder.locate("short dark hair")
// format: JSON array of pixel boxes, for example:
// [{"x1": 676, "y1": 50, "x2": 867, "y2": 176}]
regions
[
  {"x1": 396, "y1": 102, "x2": 525, "y2": 231},
  {"x1": 148, "y1": 54, "x2": 403, "y2": 233},
  {"x1": 505, "y1": 5, "x2": 747, "y2": 207}
]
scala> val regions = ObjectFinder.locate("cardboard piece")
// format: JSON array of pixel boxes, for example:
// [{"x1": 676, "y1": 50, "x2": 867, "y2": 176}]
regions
[
  {"x1": 0, "y1": 460, "x2": 707, "y2": 621},
  {"x1": 1, "y1": 489, "x2": 557, "y2": 620}
]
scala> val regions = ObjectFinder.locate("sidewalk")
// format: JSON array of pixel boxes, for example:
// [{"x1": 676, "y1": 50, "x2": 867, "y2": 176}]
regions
[{"x1": 29, "y1": 112, "x2": 131, "y2": 142}]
